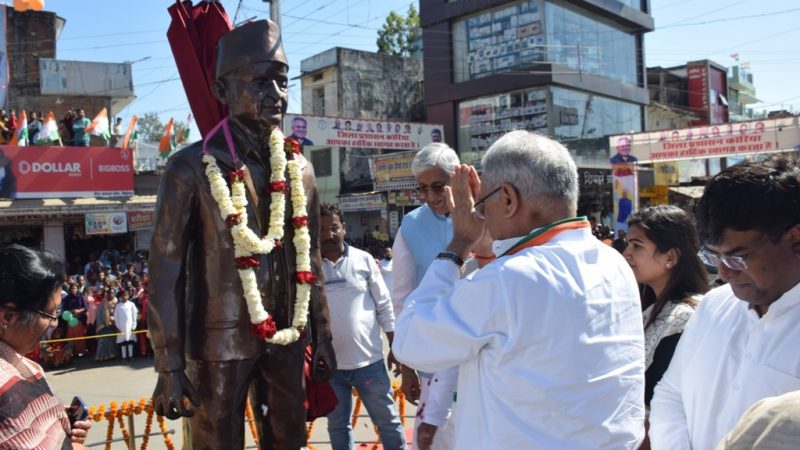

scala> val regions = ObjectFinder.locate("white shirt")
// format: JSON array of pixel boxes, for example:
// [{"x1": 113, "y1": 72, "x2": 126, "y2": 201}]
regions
[
  {"x1": 649, "y1": 282, "x2": 800, "y2": 450},
  {"x1": 393, "y1": 227, "x2": 645, "y2": 449},
  {"x1": 379, "y1": 258, "x2": 393, "y2": 294},
  {"x1": 323, "y1": 244, "x2": 395, "y2": 370}
]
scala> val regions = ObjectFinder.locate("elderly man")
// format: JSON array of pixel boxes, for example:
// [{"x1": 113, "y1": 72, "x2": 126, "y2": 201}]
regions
[
  {"x1": 391, "y1": 143, "x2": 460, "y2": 449},
  {"x1": 148, "y1": 20, "x2": 336, "y2": 449},
  {"x1": 393, "y1": 130, "x2": 645, "y2": 448},
  {"x1": 650, "y1": 155, "x2": 800, "y2": 450}
]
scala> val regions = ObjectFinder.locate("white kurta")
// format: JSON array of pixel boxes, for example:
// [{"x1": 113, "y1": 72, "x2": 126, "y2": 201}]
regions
[
  {"x1": 113, "y1": 300, "x2": 138, "y2": 344},
  {"x1": 649, "y1": 282, "x2": 800, "y2": 450},
  {"x1": 393, "y1": 227, "x2": 646, "y2": 449}
]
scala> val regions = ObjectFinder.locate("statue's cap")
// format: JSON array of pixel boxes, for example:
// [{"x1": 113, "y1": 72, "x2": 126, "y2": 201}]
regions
[{"x1": 216, "y1": 19, "x2": 287, "y2": 79}]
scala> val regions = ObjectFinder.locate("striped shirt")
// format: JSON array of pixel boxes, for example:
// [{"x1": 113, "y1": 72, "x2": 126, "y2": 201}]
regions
[{"x1": 0, "y1": 340, "x2": 70, "y2": 450}]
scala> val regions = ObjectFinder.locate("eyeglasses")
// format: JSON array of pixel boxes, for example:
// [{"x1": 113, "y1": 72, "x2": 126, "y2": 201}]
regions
[
  {"x1": 474, "y1": 186, "x2": 502, "y2": 220},
  {"x1": 697, "y1": 237, "x2": 771, "y2": 271},
  {"x1": 36, "y1": 310, "x2": 59, "y2": 324},
  {"x1": 415, "y1": 182, "x2": 448, "y2": 197}
]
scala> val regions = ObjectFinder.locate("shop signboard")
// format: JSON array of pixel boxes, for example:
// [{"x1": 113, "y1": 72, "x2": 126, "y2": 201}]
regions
[
  {"x1": 85, "y1": 212, "x2": 128, "y2": 235},
  {"x1": 0, "y1": 146, "x2": 134, "y2": 199},
  {"x1": 284, "y1": 114, "x2": 444, "y2": 151},
  {"x1": 609, "y1": 118, "x2": 800, "y2": 164},
  {"x1": 127, "y1": 211, "x2": 154, "y2": 231},
  {"x1": 338, "y1": 193, "x2": 385, "y2": 212},
  {"x1": 373, "y1": 151, "x2": 418, "y2": 191}
]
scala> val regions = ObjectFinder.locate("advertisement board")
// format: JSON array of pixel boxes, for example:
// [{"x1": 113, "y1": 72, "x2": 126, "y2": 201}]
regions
[
  {"x1": 127, "y1": 211, "x2": 154, "y2": 231},
  {"x1": 337, "y1": 193, "x2": 386, "y2": 213},
  {"x1": 85, "y1": 212, "x2": 128, "y2": 235},
  {"x1": 0, "y1": 146, "x2": 134, "y2": 199},
  {"x1": 609, "y1": 118, "x2": 800, "y2": 164},
  {"x1": 284, "y1": 114, "x2": 444, "y2": 151},
  {"x1": 372, "y1": 151, "x2": 417, "y2": 191}
]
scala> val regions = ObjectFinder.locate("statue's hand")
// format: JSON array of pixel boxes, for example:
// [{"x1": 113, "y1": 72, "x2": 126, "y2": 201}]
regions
[
  {"x1": 153, "y1": 371, "x2": 201, "y2": 419},
  {"x1": 311, "y1": 339, "x2": 337, "y2": 382}
]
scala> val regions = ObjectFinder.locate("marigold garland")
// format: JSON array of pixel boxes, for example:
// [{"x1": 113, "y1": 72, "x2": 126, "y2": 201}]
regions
[
  {"x1": 202, "y1": 127, "x2": 313, "y2": 345},
  {"x1": 157, "y1": 415, "x2": 174, "y2": 450},
  {"x1": 245, "y1": 398, "x2": 260, "y2": 448}
]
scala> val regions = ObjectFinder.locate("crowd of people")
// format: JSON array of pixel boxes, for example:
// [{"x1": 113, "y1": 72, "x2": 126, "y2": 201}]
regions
[
  {"x1": 0, "y1": 108, "x2": 124, "y2": 146},
  {"x1": 33, "y1": 247, "x2": 151, "y2": 368},
  {"x1": 3, "y1": 137, "x2": 799, "y2": 450}
]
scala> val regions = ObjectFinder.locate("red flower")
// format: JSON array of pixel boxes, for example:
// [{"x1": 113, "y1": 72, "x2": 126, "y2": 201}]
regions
[
  {"x1": 225, "y1": 213, "x2": 242, "y2": 228},
  {"x1": 268, "y1": 180, "x2": 287, "y2": 194},
  {"x1": 284, "y1": 137, "x2": 301, "y2": 154},
  {"x1": 234, "y1": 256, "x2": 260, "y2": 270},
  {"x1": 228, "y1": 168, "x2": 246, "y2": 183},
  {"x1": 250, "y1": 317, "x2": 277, "y2": 339},
  {"x1": 274, "y1": 239, "x2": 283, "y2": 249},
  {"x1": 296, "y1": 271, "x2": 318, "y2": 284},
  {"x1": 298, "y1": 329, "x2": 308, "y2": 340},
  {"x1": 292, "y1": 216, "x2": 309, "y2": 228}
]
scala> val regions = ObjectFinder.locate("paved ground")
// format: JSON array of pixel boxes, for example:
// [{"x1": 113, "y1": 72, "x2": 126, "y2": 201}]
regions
[{"x1": 47, "y1": 351, "x2": 416, "y2": 449}]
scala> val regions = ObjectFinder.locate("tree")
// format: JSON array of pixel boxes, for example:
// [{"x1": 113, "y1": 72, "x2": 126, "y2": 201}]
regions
[
  {"x1": 377, "y1": 4, "x2": 420, "y2": 57},
  {"x1": 137, "y1": 112, "x2": 165, "y2": 143}
]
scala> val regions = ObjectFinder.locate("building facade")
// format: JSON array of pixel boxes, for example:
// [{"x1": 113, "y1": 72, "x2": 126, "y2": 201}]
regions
[
  {"x1": 1, "y1": 6, "x2": 149, "y2": 263},
  {"x1": 420, "y1": 0, "x2": 653, "y2": 216},
  {"x1": 421, "y1": 0, "x2": 653, "y2": 160},
  {"x1": 297, "y1": 48, "x2": 427, "y2": 244}
]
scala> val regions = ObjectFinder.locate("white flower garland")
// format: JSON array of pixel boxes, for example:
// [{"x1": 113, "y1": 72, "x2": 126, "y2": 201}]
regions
[{"x1": 202, "y1": 128, "x2": 312, "y2": 345}]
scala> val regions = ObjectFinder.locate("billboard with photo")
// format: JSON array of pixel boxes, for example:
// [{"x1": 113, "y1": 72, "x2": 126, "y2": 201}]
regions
[
  {"x1": 610, "y1": 118, "x2": 800, "y2": 164},
  {"x1": 85, "y1": 212, "x2": 128, "y2": 235},
  {"x1": 284, "y1": 114, "x2": 444, "y2": 150},
  {"x1": 0, "y1": 146, "x2": 134, "y2": 199},
  {"x1": 39, "y1": 58, "x2": 133, "y2": 98}
]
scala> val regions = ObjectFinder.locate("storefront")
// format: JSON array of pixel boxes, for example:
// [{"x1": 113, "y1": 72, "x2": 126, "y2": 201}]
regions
[
  {"x1": 337, "y1": 192, "x2": 388, "y2": 251},
  {"x1": 0, "y1": 145, "x2": 148, "y2": 271}
]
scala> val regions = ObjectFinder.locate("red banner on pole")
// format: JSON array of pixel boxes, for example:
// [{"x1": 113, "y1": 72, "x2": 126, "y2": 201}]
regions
[{"x1": 0, "y1": 146, "x2": 134, "y2": 199}]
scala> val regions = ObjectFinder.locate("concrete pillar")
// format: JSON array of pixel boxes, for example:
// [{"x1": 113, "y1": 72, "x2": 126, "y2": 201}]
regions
[{"x1": 42, "y1": 218, "x2": 65, "y2": 258}]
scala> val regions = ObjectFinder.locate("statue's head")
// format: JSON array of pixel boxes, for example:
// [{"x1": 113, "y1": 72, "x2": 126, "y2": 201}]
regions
[{"x1": 213, "y1": 19, "x2": 288, "y2": 134}]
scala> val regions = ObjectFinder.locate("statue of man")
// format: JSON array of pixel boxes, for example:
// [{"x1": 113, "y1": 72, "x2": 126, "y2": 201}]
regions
[{"x1": 148, "y1": 19, "x2": 336, "y2": 450}]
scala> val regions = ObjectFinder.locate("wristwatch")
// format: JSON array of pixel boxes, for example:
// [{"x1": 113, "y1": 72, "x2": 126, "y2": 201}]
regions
[{"x1": 436, "y1": 251, "x2": 464, "y2": 267}]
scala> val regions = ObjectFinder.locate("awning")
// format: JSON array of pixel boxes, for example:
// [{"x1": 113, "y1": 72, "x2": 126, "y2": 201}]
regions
[
  {"x1": 668, "y1": 186, "x2": 705, "y2": 199},
  {"x1": 0, "y1": 195, "x2": 157, "y2": 218}
]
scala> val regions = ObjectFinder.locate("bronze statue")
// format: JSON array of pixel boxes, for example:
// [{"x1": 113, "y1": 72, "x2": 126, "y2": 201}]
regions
[{"x1": 148, "y1": 20, "x2": 336, "y2": 450}]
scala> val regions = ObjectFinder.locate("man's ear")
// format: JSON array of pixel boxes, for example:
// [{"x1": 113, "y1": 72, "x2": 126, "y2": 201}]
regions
[
  {"x1": 212, "y1": 79, "x2": 229, "y2": 105},
  {"x1": 787, "y1": 223, "x2": 800, "y2": 258}
]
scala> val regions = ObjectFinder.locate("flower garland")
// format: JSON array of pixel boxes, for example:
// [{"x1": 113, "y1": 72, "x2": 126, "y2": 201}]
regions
[{"x1": 202, "y1": 126, "x2": 314, "y2": 346}]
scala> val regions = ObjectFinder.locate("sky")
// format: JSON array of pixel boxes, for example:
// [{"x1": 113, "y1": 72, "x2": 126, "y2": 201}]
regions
[{"x1": 31, "y1": 0, "x2": 800, "y2": 140}]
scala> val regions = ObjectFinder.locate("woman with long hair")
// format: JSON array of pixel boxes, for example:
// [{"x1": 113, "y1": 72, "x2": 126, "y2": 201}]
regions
[{"x1": 624, "y1": 205, "x2": 709, "y2": 405}]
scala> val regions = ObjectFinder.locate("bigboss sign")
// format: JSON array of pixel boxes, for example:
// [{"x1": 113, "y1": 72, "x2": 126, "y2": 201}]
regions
[{"x1": 0, "y1": 146, "x2": 134, "y2": 199}]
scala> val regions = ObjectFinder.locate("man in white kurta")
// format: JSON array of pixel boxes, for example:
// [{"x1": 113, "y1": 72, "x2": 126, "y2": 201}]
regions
[
  {"x1": 393, "y1": 131, "x2": 646, "y2": 449},
  {"x1": 649, "y1": 155, "x2": 800, "y2": 449}
]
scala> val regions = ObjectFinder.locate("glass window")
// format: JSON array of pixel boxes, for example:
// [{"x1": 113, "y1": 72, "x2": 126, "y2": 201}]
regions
[
  {"x1": 457, "y1": 86, "x2": 642, "y2": 165},
  {"x1": 457, "y1": 87, "x2": 548, "y2": 162},
  {"x1": 545, "y1": 1, "x2": 637, "y2": 85},
  {"x1": 453, "y1": 0, "x2": 545, "y2": 82}
]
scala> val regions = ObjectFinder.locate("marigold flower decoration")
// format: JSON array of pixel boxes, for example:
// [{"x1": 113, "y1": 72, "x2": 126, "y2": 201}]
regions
[{"x1": 202, "y1": 127, "x2": 313, "y2": 345}]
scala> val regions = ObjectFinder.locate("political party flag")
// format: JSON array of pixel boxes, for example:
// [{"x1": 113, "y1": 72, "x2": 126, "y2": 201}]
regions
[
  {"x1": 86, "y1": 107, "x2": 111, "y2": 141},
  {"x1": 119, "y1": 115, "x2": 138, "y2": 149},
  {"x1": 9, "y1": 110, "x2": 28, "y2": 146},
  {"x1": 159, "y1": 118, "x2": 175, "y2": 157},
  {"x1": 34, "y1": 111, "x2": 61, "y2": 145}
]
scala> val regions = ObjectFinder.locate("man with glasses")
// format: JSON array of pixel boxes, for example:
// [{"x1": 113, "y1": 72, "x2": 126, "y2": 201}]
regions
[
  {"x1": 393, "y1": 130, "x2": 645, "y2": 448},
  {"x1": 391, "y1": 142, "x2": 460, "y2": 449},
  {"x1": 650, "y1": 155, "x2": 800, "y2": 450}
]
